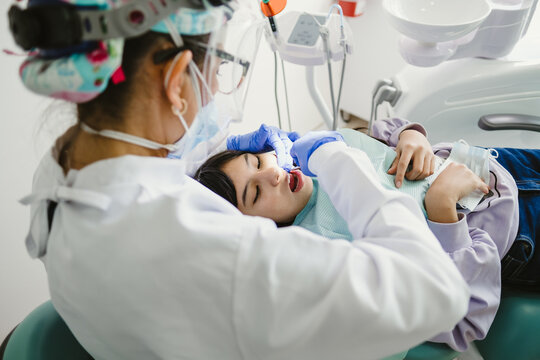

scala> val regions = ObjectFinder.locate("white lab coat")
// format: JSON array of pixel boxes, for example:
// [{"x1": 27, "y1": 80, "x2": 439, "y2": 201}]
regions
[{"x1": 24, "y1": 141, "x2": 469, "y2": 360}]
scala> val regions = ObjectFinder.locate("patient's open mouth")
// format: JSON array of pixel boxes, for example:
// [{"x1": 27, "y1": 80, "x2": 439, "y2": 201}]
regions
[{"x1": 289, "y1": 169, "x2": 304, "y2": 193}]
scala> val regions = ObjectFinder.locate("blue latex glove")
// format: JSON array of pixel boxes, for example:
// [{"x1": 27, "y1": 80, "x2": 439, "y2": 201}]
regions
[
  {"x1": 227, "y1": 124, "x2": 300, "y2": 171},
  {"x1": 290, "y1": 131, "x2": 344, "y2": 176}
]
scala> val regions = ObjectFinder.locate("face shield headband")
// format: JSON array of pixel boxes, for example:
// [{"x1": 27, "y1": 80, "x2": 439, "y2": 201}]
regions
[{"x1": 8, "y1": 0, "x2": 233, "y2": 51}]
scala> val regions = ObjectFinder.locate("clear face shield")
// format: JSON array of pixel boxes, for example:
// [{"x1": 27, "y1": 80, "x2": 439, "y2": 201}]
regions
[
  {"x1": 154, "y1": 3, "x2": 262, "y2": 119},
  {"x1": 148, "y1": 2, "x2": 262, "y2": 170},
  {"x1": 196, "y1": 4, "x2": 262, "y2": 123}
]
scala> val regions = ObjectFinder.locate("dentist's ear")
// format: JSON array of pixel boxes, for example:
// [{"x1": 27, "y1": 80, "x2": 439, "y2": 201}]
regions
[{"x1": 163, "y1": 50, "x2": 193, "y2": 111}]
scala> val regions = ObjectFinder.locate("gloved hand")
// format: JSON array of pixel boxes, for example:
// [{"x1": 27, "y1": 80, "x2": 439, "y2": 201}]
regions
[
  {"x1": 227, "y1": 124, "x2": 300, "y2": 171},
  {"x1": 290, "y1": 131, "x2": 344, "y2": 176}
]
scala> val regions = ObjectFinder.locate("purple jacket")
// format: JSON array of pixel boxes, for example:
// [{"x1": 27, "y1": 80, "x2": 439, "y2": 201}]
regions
[{"x1": 372, "y1": 117, "x2": 519, "y2": 351}]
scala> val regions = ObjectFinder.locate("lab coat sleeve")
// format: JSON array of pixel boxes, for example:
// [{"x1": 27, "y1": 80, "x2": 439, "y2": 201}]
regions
[
  {"x1": 232, "y1": 142, "x2": 470, "y2": 360},
  {"x1": 427, "y1": 214, "x2": 501, "y2": 352},
  {"x1": 371, "y1": 117, "x2": 427, "y2": 147}
]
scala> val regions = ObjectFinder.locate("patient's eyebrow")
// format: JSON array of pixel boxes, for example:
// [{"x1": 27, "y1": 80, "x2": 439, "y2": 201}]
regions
[{"x1": 242, "y1": 153, "x2": 249, "y2": 207}]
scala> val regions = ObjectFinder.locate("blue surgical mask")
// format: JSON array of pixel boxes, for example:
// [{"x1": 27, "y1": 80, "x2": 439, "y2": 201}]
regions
[
  {"x1": 168, "y1": 100, "x2": 221, "y2": 159},
  {"x1": 167, "y1": 58, "x2": 229, "y2": 158}
]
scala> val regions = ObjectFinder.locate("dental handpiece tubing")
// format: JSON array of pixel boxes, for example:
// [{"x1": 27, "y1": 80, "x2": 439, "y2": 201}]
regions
[{"x1": 268, "y1": 16, "x2": 277, "y2": 32}]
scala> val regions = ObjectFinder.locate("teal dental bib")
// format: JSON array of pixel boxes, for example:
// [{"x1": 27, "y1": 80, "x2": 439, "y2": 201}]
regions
[
  {"x1": 339, "y1": 128, "x2": 442, "y2": 216},
  {"x1": 292, "y1": 129, "x2": 443, "y2": 241}
]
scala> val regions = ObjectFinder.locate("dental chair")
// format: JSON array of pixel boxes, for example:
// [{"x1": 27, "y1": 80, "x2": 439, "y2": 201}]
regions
[
  {"x1": 405, "y1": 287, "x2": 540, "y2": 360},
  {"x1": 0, "y1": 301, "x2": 93, "y2": 360},
  {"x1": 2, "y1": 288, "x2": 540, "y2": 360}
]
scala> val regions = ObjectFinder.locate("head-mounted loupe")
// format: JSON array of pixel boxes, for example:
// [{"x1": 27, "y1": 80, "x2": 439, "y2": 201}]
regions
[{"x1": 8, "y1": 0, "x2": 232, "y2": 51}]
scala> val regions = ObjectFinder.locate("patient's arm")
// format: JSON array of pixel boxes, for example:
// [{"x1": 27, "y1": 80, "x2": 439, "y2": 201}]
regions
[
  {"x1": 427, "y1": 219, "x2": 501, "y2": 352},
  {"x1": 370, "y1": 117, "x2": 427, "y2": 147},
  {"x1": 424, "y1": 163, "x2": 499, "y2": 352}
]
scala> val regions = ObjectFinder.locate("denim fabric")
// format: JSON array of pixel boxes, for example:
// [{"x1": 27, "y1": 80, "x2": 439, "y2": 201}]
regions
[{"x1": 495, "y1": 148, "x2": 540, "y2": 287}]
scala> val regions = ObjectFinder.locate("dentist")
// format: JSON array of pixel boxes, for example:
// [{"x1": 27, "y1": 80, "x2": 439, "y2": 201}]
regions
[{"x1": 10, "y1": 0, "x2": 469, "y2": 359}]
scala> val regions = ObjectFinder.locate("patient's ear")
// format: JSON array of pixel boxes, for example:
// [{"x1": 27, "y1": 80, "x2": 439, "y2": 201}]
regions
[{"x1": 163, "y1": 50, "x2": 193, "y2": 111}]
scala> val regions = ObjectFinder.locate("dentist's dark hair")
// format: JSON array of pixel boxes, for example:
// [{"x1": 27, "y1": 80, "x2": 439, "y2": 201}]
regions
[{"x1": 194, "y1": 150, "x2": 248, "y2": 207}]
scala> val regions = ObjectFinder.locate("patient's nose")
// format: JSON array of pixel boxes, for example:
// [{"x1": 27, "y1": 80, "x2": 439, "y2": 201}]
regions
[{"x1": 259, "y1": 167, "x2": 281, "y2": 187}]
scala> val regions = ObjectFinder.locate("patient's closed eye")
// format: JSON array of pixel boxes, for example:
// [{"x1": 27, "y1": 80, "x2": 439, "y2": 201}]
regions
[
  {"x1": 252, "y1": 155, "x2": 262, "y2": 205},
  {"x1": 254, "y1": 185, "x2": 260, "y2": 205}
]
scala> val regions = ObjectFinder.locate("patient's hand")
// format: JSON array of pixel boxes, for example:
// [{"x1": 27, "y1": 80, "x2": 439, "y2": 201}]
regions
[
  {"x1": 387, "y1": 129, "x2": 435, "y2": 188},
  {"x1": 424, "y1": 163, "x2": 489, "y2": 223}
]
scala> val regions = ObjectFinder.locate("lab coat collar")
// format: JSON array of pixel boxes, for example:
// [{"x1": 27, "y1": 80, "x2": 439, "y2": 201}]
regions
[
  {"x1": 66, "y1": 154, "x2": 188, "y2": 190},
  {"x1": 21, "y1": 151, "x2": 189, "y2": 259}
]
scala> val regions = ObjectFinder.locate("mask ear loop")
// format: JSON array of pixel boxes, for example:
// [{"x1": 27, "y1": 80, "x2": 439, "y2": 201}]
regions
[
  {"x1": 163, "y1": 17, "x2": 207, "y2": 122},
  {"x1": 190, "y1": 62, "x2": 213, "y2": 98},
  {"x1": 162, "y1": 19, "x2": 195, "y2": 139},
  {"x1": 163, "y1": 51, "x2": 193, "y2": 138},
  {"x1": 189, "y1": 63, "x2": 203, "y2": 111},
  {"x1": 172, "y1": 104, "x2": 192, "y2": 137},
  {"x1": 164, "y1": 18, "x2": 184, "y2": 47},
  {"x1": 163, "y1": 50, "x2": 184, "y2": 90}
]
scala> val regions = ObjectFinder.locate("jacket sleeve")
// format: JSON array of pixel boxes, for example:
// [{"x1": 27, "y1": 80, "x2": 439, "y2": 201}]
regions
[
  {"x1": 371, "y1": 117, "x2": 427, "y2": 147},
  {"x1": 234, "y1": 142, "x2": 470, "y2": 360},
  {"x1": 427, "y1": 214, "x2": 501, "y2": 351}
]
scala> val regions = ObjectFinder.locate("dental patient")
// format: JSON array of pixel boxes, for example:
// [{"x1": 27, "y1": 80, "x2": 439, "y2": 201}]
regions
[{"x1": 195, "y1": 117, "x2": 539, "y2": 352}]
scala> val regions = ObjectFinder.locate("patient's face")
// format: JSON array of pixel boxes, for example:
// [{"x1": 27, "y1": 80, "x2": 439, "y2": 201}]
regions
[{"x1": 222, "y1": 152, "x2": 313, "y2": 224}]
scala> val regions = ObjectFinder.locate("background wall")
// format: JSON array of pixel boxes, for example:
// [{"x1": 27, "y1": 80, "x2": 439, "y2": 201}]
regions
[{"x1": 0, "y1": 13, "x2": 54, "y2": 338}]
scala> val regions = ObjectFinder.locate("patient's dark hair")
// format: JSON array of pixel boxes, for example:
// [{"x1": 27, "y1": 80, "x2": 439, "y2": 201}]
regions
[{"x1": 194, "y1": 150, "x2": 248, "y2": 207}]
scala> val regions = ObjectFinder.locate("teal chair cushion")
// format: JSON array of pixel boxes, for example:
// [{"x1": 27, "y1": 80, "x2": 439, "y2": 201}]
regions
[
  {"x1": 404, "y1": 342, "x2": 458, "y2": 360},
  {"x1": 406, "y1": 287, "x2": 540, "y2": 360},
  {"x1": 476, "y1": 287, "x2": 540, "y2": 360},
  {"x1": 3, "y1": 288, "x2": 540, "y2": 360},
  {"x1": 3, "y1": 301, "x2": 92, "y2": 360}
]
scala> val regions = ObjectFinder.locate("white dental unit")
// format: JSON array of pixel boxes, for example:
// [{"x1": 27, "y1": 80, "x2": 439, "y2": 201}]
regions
[
  {"x1": 258, "y1": 2, "x2": 354, "y2": 130},
  {"x1": 264, "y1": 0, "x2": 540, "y2": 148},
  {"x1": 376, "y1": 0, "x2": 540, "y2": 148}
]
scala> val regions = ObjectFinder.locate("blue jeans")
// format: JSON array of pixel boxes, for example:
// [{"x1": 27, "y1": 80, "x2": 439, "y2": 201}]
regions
[{"x1": 495, "y1": 148, "x2": 540, "y2": 287}]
